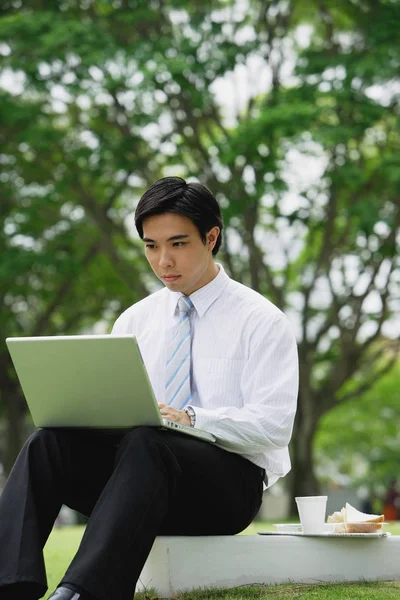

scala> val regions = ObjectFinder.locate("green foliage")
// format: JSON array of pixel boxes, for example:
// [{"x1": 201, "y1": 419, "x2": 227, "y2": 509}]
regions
[
  {"x1": 315, "y1": 361, "x2": 400, "y2": 491},
  {"x1": 0, "y1": 0, "x2": 399, "y2": 488}
]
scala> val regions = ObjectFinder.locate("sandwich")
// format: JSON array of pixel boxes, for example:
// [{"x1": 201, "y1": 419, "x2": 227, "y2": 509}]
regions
[{"x1": 327, "y1": 502, "x2": 384, "y2": 534}]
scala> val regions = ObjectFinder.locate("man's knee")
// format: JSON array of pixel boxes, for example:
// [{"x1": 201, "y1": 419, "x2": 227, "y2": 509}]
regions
[
  {"x1": 24, "y1": 428, "x2": 57, "y2": 451},
  {"x1": 21, "y1": 428, "x2": 76, "y2": 467}
]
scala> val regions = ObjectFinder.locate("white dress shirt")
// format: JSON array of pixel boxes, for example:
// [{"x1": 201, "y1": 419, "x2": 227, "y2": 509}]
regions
[{"x1": 112, "y1": 264, "x2": 298, "y2": 487}]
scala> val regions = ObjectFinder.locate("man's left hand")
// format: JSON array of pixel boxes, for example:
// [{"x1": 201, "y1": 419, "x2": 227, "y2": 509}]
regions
[{"x1": 158, "y1": 403, "x2": 191, "y2": 426}]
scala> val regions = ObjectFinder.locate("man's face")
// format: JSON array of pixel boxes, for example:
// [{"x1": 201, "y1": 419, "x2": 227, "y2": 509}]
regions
[{"x1": 142, "y1": 212, "x2": 220, "y2": 296}]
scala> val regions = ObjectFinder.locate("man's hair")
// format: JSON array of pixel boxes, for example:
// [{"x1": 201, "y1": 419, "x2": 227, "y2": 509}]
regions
[{"x1": 135, "y1": 176, "x2": 223, "y2": 256}]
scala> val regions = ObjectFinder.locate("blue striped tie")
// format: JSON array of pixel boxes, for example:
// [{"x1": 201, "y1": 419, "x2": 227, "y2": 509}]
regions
[{"x1": 165, "y1": 296, "x2": 194, "y2": 409}]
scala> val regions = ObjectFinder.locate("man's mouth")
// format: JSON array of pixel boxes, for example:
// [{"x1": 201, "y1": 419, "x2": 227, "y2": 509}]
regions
[{"x1": 162, "y1": 275, "x2": 181, "y2": 281}]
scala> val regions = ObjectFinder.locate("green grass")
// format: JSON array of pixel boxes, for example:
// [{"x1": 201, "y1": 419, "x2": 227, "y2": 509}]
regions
[
  {"x1": 43, "y1": 522, "x2": 400, "y2": 600},
  {"x1": 144, "y1": 582, "x2": 400, "y2": 599}
]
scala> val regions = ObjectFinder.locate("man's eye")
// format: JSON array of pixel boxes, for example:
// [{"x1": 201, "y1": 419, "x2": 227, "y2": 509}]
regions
[
  {"x1": 173, "y1": 242, "x2": 185, "y2": 247},
  {"x1": 146, "y1": 244, "x2": 156, "y2": 249}
]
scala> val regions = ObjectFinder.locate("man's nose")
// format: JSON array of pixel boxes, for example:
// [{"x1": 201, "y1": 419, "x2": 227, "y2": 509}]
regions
[{"x1": 159, "y1": 250, "x2": 174, "y2": 268}]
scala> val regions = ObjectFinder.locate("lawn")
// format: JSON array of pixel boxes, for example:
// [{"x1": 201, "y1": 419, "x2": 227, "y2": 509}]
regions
[{"x1": 42, "y1": 521, "x2": 400, "y2": 600}]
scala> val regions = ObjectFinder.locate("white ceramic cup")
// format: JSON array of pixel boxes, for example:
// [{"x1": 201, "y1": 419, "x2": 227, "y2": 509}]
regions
[{"x1": 295, "y1": 496, "x2": 327, "y2": 534}]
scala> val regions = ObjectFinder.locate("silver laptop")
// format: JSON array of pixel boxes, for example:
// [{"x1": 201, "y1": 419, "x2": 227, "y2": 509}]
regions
[{"x1": 5, "y1": 335, "x2": 216, "y2": 444}]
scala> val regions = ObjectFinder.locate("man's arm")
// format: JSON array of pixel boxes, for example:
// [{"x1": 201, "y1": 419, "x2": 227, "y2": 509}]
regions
[{"x1": 190, "y1": 314, "x2": 299, "y2": 455}]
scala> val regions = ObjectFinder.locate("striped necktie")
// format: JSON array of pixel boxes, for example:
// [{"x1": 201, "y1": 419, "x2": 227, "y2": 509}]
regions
[{"x1": 165, "y1": 296, "x2": 194, "y2": 409}]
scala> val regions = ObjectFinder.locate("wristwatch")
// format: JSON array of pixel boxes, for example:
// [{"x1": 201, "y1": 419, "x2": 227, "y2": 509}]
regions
[{"x1": 183, "y1": 405, "x2": 196, "y2": 428}]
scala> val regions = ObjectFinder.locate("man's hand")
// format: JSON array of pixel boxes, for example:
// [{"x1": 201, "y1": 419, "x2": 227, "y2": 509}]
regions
[{"x1": 158, "y1": 403, "x2": 191, "y2": 426}]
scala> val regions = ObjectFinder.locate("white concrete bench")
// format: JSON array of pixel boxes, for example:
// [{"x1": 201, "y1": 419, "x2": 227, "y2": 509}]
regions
[{"x1": 137, "y1": 534, "x2": 400, "y2": 597}]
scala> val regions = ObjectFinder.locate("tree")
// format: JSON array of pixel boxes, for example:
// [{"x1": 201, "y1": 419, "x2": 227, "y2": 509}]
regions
[
  {"x1": 0, "y1": 84, "x2": 151, "y2": 471},
  {"x1": 0, "y1": 1, "x2": 399, "y2": 504},
  {"x1": 278, "y1": 0, "x2": 400, "y2": 505},
  {"x1": 315, "y1": 358, "x2": 400, "y2": 499}
]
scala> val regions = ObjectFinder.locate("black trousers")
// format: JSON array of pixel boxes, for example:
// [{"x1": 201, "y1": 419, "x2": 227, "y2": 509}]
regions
[{"x1": 0, "y1": 426, "x2": 264, "y2": 600}]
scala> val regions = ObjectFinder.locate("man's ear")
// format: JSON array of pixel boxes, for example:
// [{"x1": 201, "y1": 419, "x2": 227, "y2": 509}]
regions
[{"x1": 207, "y1": 227, "x2": 220, "y2": 251}]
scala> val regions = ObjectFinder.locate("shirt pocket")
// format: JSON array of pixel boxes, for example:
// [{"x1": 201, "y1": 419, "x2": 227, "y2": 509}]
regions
[{"x1": 195, "y1": 357, "x2": 245, "y2": 408}]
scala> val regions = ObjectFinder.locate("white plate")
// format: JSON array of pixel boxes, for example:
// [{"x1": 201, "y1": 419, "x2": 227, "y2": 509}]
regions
[
  {"x1": 259, "y1": 531, "x2": 390, "y2": 538},
  {"x1": 273, "y1": 523, "x2": 335, "y2": 534}
]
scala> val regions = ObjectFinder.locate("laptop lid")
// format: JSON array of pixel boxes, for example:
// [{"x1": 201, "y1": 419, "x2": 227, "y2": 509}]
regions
[{"x1": 6, "y1": 335, "x2": 171, "y2": 429}]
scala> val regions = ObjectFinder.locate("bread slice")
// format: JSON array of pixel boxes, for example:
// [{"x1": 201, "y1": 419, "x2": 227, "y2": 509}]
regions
[
  {"x1": 328, "y1": 503, "x2": 385, "y2": 533},
  {"x1": 345, "y1": 502, "x2": 384, "y2": 524},
  {"x1": 345, "y1": 522, "x2": 383, "y2": 533}
]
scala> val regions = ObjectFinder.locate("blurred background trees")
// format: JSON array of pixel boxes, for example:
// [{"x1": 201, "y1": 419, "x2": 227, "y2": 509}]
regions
[{"x1": 1, "y1": 0, "x2": 399, "y2": 509}]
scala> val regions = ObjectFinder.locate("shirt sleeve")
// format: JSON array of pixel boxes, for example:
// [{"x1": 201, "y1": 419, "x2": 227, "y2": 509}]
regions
[
  {"x1": 193, "y1": 314, "x2": 299, "y2": 455},
  {"x1": 110, "y1": 310, "x2": 134, "y2": 335}
]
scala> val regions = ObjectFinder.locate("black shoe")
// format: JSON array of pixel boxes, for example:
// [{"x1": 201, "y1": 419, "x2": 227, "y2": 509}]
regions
[{"x1": 47, "y1": 586, "x2": 82, "y2": 600}]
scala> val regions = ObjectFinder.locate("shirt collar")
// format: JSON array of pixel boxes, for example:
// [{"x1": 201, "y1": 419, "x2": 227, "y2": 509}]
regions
[{"x1": 168, "y1": 263, "x2": 229, "y2": 318}]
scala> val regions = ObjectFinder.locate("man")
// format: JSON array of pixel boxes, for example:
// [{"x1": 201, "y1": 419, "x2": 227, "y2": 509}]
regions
[{"x1": 0, "y1": 177, "x2": 298, "y2": 600}]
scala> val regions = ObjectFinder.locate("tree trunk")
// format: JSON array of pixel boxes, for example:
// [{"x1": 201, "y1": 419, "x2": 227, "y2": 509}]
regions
[
  {"x1": 287, "y1": 372, "x2": 321, "y2": 515},
  {"x1": 288, "y1": 428, "x2": 320, "y2": 516}
]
